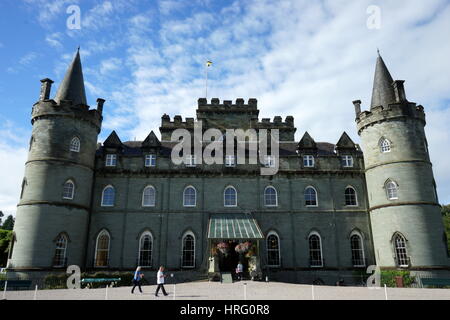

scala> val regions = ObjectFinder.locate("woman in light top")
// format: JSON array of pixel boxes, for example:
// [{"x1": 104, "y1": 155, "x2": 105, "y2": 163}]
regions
[{"x1": 131, "y1": 266, "x2": 144, "y2": 294}]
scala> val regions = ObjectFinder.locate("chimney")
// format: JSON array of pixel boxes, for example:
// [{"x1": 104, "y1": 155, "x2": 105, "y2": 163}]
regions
[
  {"x1": 393, "y1": 80, "x2": 406, "y2": 103},
  {"x1": 39, "y1": 78, "x2": 54, "y2": 101},
  {"x1": 352, "y1": 100, "x2": 362, "y2": 117},
  {"x1": 96, "y1": 98, "x2": 105, "y2": 115}
]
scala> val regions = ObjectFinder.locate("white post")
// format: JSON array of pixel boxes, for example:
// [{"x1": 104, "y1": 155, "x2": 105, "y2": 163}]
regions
[
  {"x1": 173, "y1": 284, "x2": 176, "y2": 300},
  {"x1": 105, "y1": 285, "x2": 108, "y2": 300},
  {"x1": 311, "y1": 284, "x2": 315, "y2": 300},
  {"x1": 2, "y1": 280, "x2": 7, "y2": 300},
  {"x1": 244, "y1": 283, "x2": 247, "y2": 300},
  {"x1": 384, "y1": 284, "x2": 388, "y2": 300},
  {"x1": 33, "y1": 285, "x2": 38, "y2": 300},
  {"x1": 205, "y1": 65, "x2": 208, "y2": 99}
]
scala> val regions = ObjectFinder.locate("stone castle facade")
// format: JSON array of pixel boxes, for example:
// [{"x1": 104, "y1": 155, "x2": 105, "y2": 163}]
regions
[{"x1": 7, "y1": 49, "x2": 450, "y2": 284}]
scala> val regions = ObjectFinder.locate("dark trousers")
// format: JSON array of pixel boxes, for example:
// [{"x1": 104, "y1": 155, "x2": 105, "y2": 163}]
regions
[
  {"x1": 131, "y1": 279, "x2": 142, "y2": 293},
  {"x1": 155, "y1": 283, "x2": 167, "y2": 295}
]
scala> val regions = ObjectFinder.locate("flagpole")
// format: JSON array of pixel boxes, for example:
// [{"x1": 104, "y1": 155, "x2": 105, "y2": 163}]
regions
[{"x1": 205, "y1": 63, "x2": 208, "y2": 99}]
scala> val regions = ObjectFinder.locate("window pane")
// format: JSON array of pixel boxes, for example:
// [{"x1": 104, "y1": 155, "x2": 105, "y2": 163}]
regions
[
  {"x1": 102, "y1": 187, "x2": 115, "y2": 206},
  {"x1": 305, "y1": 188, "x2": 317, "y2": 206}
]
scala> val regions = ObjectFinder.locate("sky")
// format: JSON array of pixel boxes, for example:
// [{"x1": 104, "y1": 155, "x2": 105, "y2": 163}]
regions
[{"x1": 0, "y1": 0, "x2": 449, "y2": 216}]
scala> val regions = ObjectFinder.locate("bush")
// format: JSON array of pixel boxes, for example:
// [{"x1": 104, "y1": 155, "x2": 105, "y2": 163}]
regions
[
  {"x1": 43, "y1": 273, "x2": 69, "y2": 289},
  {"x1": 381, "y1": 270, "x2": 415, "y2": 288}
]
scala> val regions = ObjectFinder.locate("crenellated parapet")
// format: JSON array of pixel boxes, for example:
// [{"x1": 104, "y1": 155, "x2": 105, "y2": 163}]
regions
[
  {"x1": 197, "y1": 98, "x2": 259, "y2": 115},
  {"x1": 256, "y1": 115, "x2": 295, "y2": 129},
  {"x1": 355, "y1": 101, "x2": 425, "y2": 135}
]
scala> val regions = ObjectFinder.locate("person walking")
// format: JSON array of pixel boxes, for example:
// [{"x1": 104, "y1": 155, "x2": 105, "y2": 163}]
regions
[
  {"x1": 131, "y1": 266, "x2": 144, "y2": 294},
  {"x1": 155, "y1": 266, "x2": 169, "y2": 297},
  {"x1": 236, "y1": 261, "x2": 244, "y2": 281}
]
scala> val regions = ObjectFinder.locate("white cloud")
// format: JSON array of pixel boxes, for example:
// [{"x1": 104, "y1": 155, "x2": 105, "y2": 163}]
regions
[{"x1": 45, "y1": 32, "x2": 64, "y2": 49}]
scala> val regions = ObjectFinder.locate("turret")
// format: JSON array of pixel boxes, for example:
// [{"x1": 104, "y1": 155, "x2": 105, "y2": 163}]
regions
[
  {"x1": 9, "y1": 49, "x2": 104, "y2": 270},
  {"x1": 354, "y1": 52, "x2": 449, "y2": 270}
]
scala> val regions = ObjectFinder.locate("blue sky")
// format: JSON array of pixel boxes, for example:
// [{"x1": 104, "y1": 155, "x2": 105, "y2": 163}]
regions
[{"x1": 1, "y1": 0, "x2": 450, "y2": 215}]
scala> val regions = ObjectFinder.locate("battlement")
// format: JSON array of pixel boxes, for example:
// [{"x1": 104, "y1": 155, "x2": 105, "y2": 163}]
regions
[
  {"x1": 356, "y1": 102, "x2": 425, "y2": 134},
  {"x1": 197, "y1": 98, "x2": 258, "y2": 110},
  {"x1": 160, "y1": 114, "x2": 195, "y2": 129},
  {"x1": 256, "y1": 116, "x2": 295, "y2": 128}
]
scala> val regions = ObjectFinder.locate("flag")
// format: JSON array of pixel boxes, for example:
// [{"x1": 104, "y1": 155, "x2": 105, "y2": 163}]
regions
[{"x1": 206, "y1": 60, "x2": 212, "y2": 67}]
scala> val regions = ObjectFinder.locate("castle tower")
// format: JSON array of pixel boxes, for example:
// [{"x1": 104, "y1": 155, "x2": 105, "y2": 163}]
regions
[
  {"x1": 353, "y1": 53, "x2": 449, "y2": 270},
  {"x1": 10, "y1": 49, "x2": 104, "y2": 270}
]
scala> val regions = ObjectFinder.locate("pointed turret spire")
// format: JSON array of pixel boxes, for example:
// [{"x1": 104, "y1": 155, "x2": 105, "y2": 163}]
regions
[
  {"x1": 54, "y1": 48, "x2": 87, "y2": 106},
  {"x1": 370, "y1": 51, "x2": 396, "y2": 109}
]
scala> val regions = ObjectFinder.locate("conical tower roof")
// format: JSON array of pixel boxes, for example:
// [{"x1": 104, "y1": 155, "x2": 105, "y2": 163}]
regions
[
  {"x1": 54, "y1": 48, "x2": 87, "y2": 105},
  {"x1": 370, "y1": 52, "x2": 396, "y2": 109}
]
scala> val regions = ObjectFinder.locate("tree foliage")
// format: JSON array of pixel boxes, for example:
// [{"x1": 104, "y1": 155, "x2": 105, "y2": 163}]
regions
[
  {"x1": 0, "y1": 229, "x2": 12, "y2": 267},
  {"x1": 1, "y1": 215, "x2": 14, "y2": 231}
]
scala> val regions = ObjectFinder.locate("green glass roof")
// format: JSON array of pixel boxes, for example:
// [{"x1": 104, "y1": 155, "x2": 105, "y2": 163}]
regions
[{"x1": 208, "y1": 213, "x2": 264, "y2": 239}]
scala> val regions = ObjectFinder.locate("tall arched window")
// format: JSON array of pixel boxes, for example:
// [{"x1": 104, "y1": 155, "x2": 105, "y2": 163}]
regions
[
  {"x1": 181, "y1": 232, "x2": 195, "y2": 268},
  {"x1": 393, "y1": 233, "x2": 409, "y2": 267},
  {"x1": 95, "y1": 230, "x2": 110, "y2": 267},
  {"x1": 385, "y1": 180, "x2": 399, "y2": 200},
  {"x1": 264, "y1": 186, "x2": 278, "y2": 207},
  {"x1": 142, "y1": 186, "x2": 156, "y2": 207},
  {"x1": 304, "y1": 186, "x2": 318, "y2": 206},
  {"x1": 139, "y1": 232, "x2": 153, "y2": 267},
  {"x1": 183, "y1": 186, "x2": 196, "y2": 207},
  {"x1": 53, "y1": 234, "x2": 68, "y2": 267},
  {"x1": 380, "y1": 138, "x2": 391, "y2": 153},
  {"x1": 345, "y1": 186, "x2": 357, "y2": 206},
  {"x1": 70, "y1": 137, "x2": 80, "y2": 152},
  {"x1": 224, "y1": 186, "x2": 237, "y2": 207},
  {"x1": 350, "y1": 233, "x2": 365, "y2": 267},
  {"x1": 101, "y1": 185, "x2": 115, "y2": 206},
  {"x1": 267, "y1": 232, "x2": 280, "y2": 267},
  {"x1": 62, "y1": 180, "x2": 75, "y2": 200},
  {"x1": 309, "y1": 232, "x2": 323, "y2": 267}
]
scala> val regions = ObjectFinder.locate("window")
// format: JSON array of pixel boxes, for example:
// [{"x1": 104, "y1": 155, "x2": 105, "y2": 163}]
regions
[
  {"x1": 101, "y1": 185, "x2": 115, "y2": 206},
  {"x1": 350, "y1": 233, "x2": 365, "y2": 267},
  {"x1": 224, "y1": 186, "x2": 237, "y2": 207},
  {"x1": 225, "y1": 155, "x2": 236, "y2": 167},
  {"x1": 139, "y1": 232, "x2": 153, "y2": 267},
  {"x1": 142, "y1": 186, "x2": 156, "y2": 207},
  {"x1": 95, "y1": 230, "x2": 110, "y2": 267},
  {"x1": 393, "y1": 234, "x2": 408, "y2": 267},
  {"x1": 20, "y1": 178, "x2": 27, "y2": 199},
  {"x1": 345, "y1": 187, "x2": 357, "y2": 206},
  {"x1": 29, "y1": 136, "x2": 34, "y2": 151},
  {"x1": 62, "y1": 180, "x2": 75, "y2": 200},
  {"x1": 303, "y1": 155, "x2": 314, "y2": 167},
  {"x1": 53, "y1": 234, "x2": 68, "y2": 267},
  {"x1": 264, "y1": 155, "x2": 275, "y2": 168},
  {"x1": 106, "y1": 154, "x2": 117, "y2": 167},
  {"x1": 380, "y1": 138, "x2": 391, "y2": 153},
  {"x1": 304, "y1": 187, "x2": 318, "y2": 206},
  {"x1": 264, "y1": 186, "x2": 278, "y2": 207},
  {"x1": 267, "y1": 232, "x2": 280, "y2": 267},
  {"x1": 385, "y1": 180, "x2": 398, "y2": 200},
  {"x1": 183, "y1": 186, "x2": 196, "y2": 207},
  {"x1": 341, "y1": 155, "x2": 353, "y2": 167},
  {"x1": 70, "y1": 137, "x2": 80, "y2": 152},
  {"x1": 185, "y1": 155, "x2": 196, "y2": 167},
  {"x1": 145, "y1": 154, "x2": 156, "y2": 167},
  {"x1": 309, "y1": 233, "x2": 323, "y2": 267},
  {"x1": 182, "y1": 232, "x2": 195, "y2": 268}
]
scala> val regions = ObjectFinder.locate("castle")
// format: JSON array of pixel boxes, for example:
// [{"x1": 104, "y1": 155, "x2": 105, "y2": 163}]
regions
[{"x1": 6, "y1": 49, "x2": 450, "y2": 284}]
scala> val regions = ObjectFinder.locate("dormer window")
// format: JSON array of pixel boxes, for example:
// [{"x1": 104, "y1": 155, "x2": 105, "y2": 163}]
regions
[
  {"x1": 303, "y1": 155, "x2": 314, "y2": 167},
  {"x1": 185, "y1": 155, "x2": 196, "y2": 167},
  {"x1": 225, "y1": 155, "x2": 235, "y2": 167},
  {"x1": 341, "y1": 155, "x2": 353, "y2": 168},
  {"x1": 145, "y1": 154, "x2": 156, "y2": 167},
  {"x1": 105, "y1": 154, "x2": 117, "y2": 167}
]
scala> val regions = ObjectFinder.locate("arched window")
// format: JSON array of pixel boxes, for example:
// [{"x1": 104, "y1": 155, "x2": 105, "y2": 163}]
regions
[
  {"x1": 385, "y1": 180, "x2": 399, "y2": 200},
  {"x1": 350, "y1": 233, "x2": 365, "y2": 267},
  {"x1": 309, "y1": 232, "x2": 323, "y2": 267},
  {"x1": 53, "y1": 234, "x2": 68, "y2": 267},
  {"x1": 267, "y1": 232, "x2": 280, "y2": 267},
  {"x1": 304, "y1": 186, "x2": 318, "y2": 206},
  {"x1": 101, "y1": 185, "x2": 115, "y2": 206},
  {"x1": 345, "y1": 187, "x2": 357, "y2": 206},
  {"x1": 380, "y1": 138, "x2": 391, "y2": 153},
  {"x1": 20, "y1": 178, "x2": 27, "y2": 199},
  {"x1": 70, "y1": 137, "x2": 80, "y2": 152},
  {"x1": 142, "y1": 186, "x2": 156, "y2": 207},
  {"x1": 95, "y1": 230, "x2": 110, "y2": 267},
  {"x1": 183, "y1": 186, "x2": 196, "y2": 207},
  {"x1": 393, "y1": 233, "x2": 408, "y2": 267},
  {"x1": 62, "y1": 180, "x2": 75, "y2": 200},
  {"x1": 181, "y1": 232, "x2": 195, "y2": 268},
  {"x1": 139, "y1": 232, "x2": 153, "y2": 267},
  {"x1": 264, "y1": 186, "x2": 278, "y2": 207},
  {"x1": 224, "y1": 186, "x2": 237, "y2": 207}
]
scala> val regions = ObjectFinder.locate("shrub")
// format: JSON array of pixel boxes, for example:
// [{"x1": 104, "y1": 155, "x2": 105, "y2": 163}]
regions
[{"x1": 381, "y1": 270, "x2": 415, "y2": 288}]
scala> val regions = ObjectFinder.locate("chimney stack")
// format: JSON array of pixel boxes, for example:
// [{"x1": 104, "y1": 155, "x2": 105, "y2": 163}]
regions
[{"x1": 39, "y1": 78, "x2": 54, "y2": 101}]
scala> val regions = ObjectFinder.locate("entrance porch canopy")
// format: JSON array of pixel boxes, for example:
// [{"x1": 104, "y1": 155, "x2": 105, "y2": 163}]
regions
[{"x1": 208, "y1": 213, "x2": 264, "y2": 239}]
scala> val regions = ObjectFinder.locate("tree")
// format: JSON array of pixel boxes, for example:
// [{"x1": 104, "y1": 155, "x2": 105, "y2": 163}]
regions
[
  {"x1": 442, "y1": 204, "x2": 450, "y2": 216},
  {"x1": 1, "y1": 215, "x2": 14, "y2": 231},
  {"x1": 0, "y1": 211, "x2": 3, "y2": 226},
  {"x1": 0, "y1": 229, "x2": 12, "y2": 267}
]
